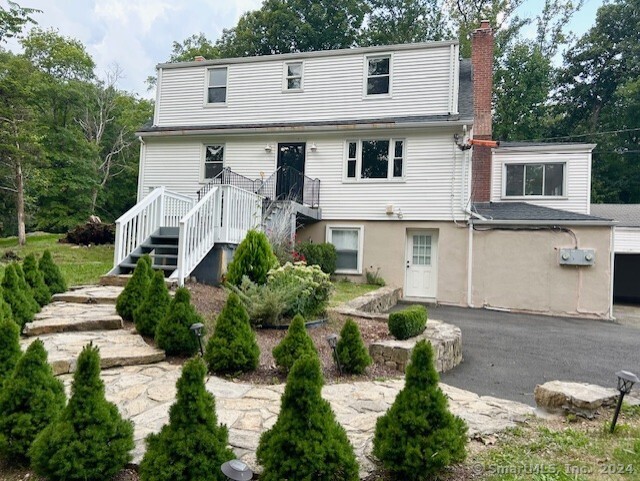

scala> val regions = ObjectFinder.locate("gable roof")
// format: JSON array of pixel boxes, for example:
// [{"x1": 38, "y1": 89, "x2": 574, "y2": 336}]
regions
[
  {"x1": 590, "y1": 204, "x2": 640, "y2": 227},
  {"x1": 472, "y1": 202, "x2": 614, "y2": 225}
]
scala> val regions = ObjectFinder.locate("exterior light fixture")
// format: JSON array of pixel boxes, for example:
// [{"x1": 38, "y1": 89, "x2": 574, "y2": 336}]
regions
[
  {"x1": 610, "y1": 370, "x2": 639, "y2": 433},
  {"x1": 309, "y1": 142, "x2": 318, "y2": 152},
  {"x1": 264, "y1": 144, "x2": 273, "y2": 152},
  {"x1": 221, "y1": 459, "x2": 253, "y2": 480},
  {"x1": 189, "y1": 322, "x2": 205, "y2": 357},
  {"x1": 326, "y1": 333, "x2": 342, "y2": 376}
]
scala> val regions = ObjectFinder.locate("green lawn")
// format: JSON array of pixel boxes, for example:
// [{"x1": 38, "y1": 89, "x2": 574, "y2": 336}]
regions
[
  {"x1": 0, "y1": 233, "x2": 114, "y2": 287},
  {"x1": 329, "y1": 279, "x2": 381, "y2": 307}
]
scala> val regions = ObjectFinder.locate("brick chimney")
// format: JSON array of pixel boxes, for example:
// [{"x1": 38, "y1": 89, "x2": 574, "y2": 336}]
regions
[
  {"x1": 194, "y1": 56, "x2": 206, "y2": 62},
  {"x1": 471, "y1": 20, "x2": 494, "y2": 202}
]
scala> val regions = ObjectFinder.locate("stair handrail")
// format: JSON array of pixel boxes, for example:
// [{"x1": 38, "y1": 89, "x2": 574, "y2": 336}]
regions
[
  {"x1": 196, "y1": 167, "x2": 262, "y2": 200},
  {"x1": 113, "y1": 187, "x2": 194, "y2": 268}
]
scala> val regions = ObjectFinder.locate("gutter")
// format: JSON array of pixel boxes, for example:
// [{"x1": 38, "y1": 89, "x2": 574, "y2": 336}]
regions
[{"x1": 470, "y1": 219, "x2": 616, "y2": 227}]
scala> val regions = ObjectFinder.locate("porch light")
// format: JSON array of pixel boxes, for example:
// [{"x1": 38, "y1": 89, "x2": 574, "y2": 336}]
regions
[
  {"x1": 264, "y1": 144, "x2": 273, "y2": 152},
  {"x1": 221, "y1": 459, "x2": 253, "y2": 480},
  {"x1": 309, "y1": 142, "x2": 318, "y2": 152},
  {"x1": 326, "y1": 333, "x2": 342, "y2": 376},
  {"x1": 610, "y1": 370, "x2": 639, "y2": 433},
  {"x1": 189, "y1": 322, "x2": 205, "y2": 357}
]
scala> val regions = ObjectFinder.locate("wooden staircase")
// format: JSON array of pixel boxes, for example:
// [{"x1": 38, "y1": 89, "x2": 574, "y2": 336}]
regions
[{"x1": 118, "y1": 227, "x2": 179, "y2": 277}]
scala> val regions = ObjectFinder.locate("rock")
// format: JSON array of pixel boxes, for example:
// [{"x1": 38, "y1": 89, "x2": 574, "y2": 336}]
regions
[
  {"x1": 52, "y1": 285, "x2": 124, "y2": 304},
  {"x1": 24, "y1": 302, "x2": 123, "y2": 336},
  {"x1": 534, "y1": 380, "x2": 619, "y2": 418}
]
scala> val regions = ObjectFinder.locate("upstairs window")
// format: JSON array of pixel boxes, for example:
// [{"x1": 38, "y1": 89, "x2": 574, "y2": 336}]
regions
[
  {"x1": 284, "y1": 61, "x2": 303, "y2": 90},
  {"x1": 366, "y1": 55, "x2": 390, "y2": 95},
  {"x1": 207, "y1": 67, "x2": 227, "y2": 104},
  {"x1": 345, "y1": 139, "x2": 404, "y2": 181},
  {"x1": 203, "y1": 145, "x2": 224, "y2": 180},
  {"x1": 347, "y1": 142, "x2": 357, "y2": 178},
  {"x1": 361, "y1": 140, "x2": 389, "y2": 178},
  {"x1": 505, "y1": 163, "x2": 564, "y2": 197}
]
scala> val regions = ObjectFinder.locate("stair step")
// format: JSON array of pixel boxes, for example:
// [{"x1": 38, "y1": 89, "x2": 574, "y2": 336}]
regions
[
  {"x1": 141, "y1": 243, "x2": 179, "y2": 251},
  {"x1": 52, "y1": 285, "x2": 124, "y2": 304},
  {"x1": 100, "y1": 275, "x2": 178, "y2": 288},
  {"x1": 132, "y1": 252, "x2": 178, "y2": 260},
  {"x1": 120, "y1": 262, "x2": 176, "y2": 272},
  {"x1": 150, "y1": 234, "x2": 179, "y2": 243},
  {"x1": 24, "y1": 302, "x2": 123, "y2": 336}
]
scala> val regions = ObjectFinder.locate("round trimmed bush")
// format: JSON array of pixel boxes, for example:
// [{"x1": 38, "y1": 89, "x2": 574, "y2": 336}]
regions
[
  {"x1": 0, "y1": 340, "x2": 65, "y2": 463},
  {"x1": 0, "y1": 314, "x2": 20, "y2": 387},
  {"x1": 155, "y1": 287, "x2": 201, "y2": 356},
  {"x1": 30, "y1": 344, "x2": 134, "y2": 481},
  {"x1": 336, "y1": 318, "x2": 372, "y2": 375},
  {"x1": 14, "y1": 264, "x2": 40, "y2": 315},
  {"x1": 116, "y1": 255, "x2": 152, "y2": 322},
  {"x1": 295, "y1": 241, "x2": 337, "y2": 275},
  {"x1": 257, "y1": 355, "x2": 359, "y2": 481},
  {"x1": 205, "y1": 293, "x2": 259, "y2": 374},
  {"x1": 23, "y1": 254, "x2": 51, "y2": 307},
  {"x1": 2, "y1": 264, "x2": 35, "y2": 329},
  {"x1": 139, "y1": 357, "x2": 234, "y2": 481},
  {"x1": 272, "y1": 314, "x2": 317, "y2": 373},
  {"x1": 134, "y1": 270, "x2": 171, "y2": 338},
  {"x1": 226, "y1": 230, "x2": 279, "y2": 286},
  {"x1": 388, "y1": 305, "x2": 427, "y2": 340},
  {"x1": 38, "y1": 250, "x2": 67, "y2": 294},
  {"x1": 372, "y1": 340, "x2": 467, "y2": 479}
]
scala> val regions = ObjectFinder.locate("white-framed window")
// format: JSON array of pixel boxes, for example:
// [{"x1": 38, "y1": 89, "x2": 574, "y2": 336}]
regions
[
  {"x1": 203, "y1": 144, "x2": 224, "y2": 180},
  {"x1": 344, "y1": 139, "x2": 405, "y2": 181},
  {"x1": 504, "y1": 162, "x2": 565, "y2": 197},
  {"x1": 207, "y1": 67, "x2": 227, "y2": 104},
  {"x1": 365, "y1": 54, "x2": 391, "y2": 96},
  {"x1": 326, "y1": 225, "x2": 364, "y2": 274},
  {"x1": 283, "y1": 61, "x2": 303, "y2": 91}
]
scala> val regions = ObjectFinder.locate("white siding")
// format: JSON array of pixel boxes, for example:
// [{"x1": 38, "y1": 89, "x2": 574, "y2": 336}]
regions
[
  {"x1": 614, "y1": 227, "x2": 640, "y2": 253},
  {"x1": 140, "y1": 128, "x2": 468, "y2": 221},
  {"x1": 491, "y1": 147, "x2": 593, "y2": 214},
  {"x1": 156, "y1": 46, "x2": 458, "y2": 127}
]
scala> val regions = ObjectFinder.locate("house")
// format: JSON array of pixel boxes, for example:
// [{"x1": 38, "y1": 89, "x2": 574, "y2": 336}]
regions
[{"x1": 115, "y1": 21, "x2": 615, "y2": 319}]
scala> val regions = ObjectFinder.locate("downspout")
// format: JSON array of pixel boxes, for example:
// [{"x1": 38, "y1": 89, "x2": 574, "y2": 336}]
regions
[
  {"x1": 467, "y1": 223, "x2": 474, "y2": 307},
  {"x1": 609, "y1": 226, "x2": 615, "y2": 320},
  {"x1": 137, "y1": 136, "x2": 146, "y2": 203}
]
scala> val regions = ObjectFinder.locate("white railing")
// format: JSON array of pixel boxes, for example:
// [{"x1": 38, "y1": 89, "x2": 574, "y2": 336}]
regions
[
  {"x1": 112, "y1": 187, "x2": 194, "y2": 268},
  {"x1": 175, "y1": 185, "x2": 262, "y2": 286}
]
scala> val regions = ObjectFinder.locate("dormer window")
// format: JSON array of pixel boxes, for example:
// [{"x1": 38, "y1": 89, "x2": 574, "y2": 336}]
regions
[
  {"x1": 366, "y1": 55, "x2": 390, "y2": 96},
  {"x1": 284, "y1": 61, "x2": 303, "y2": 91},
  {"x1": 207, "y1": 67, "x2": 227, "y2": 104}
]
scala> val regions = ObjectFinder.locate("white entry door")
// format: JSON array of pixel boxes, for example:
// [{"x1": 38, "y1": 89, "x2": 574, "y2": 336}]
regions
[{"x1": 405, "y1": 230, "x2": 438, "y2": 298}]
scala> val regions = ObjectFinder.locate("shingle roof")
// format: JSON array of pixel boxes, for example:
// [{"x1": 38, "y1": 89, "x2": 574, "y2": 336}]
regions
[
  {"x1": 590, "y1": 204, "x2": 640, "y2": 227},
  {"x1": 458, "y1": 59, "x2": 473, "y2": 121},
  {"x1": 472, "y1": 202, "x2": 613, "y2": 223}
]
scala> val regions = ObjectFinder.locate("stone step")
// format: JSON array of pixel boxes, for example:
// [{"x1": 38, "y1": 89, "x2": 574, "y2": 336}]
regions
[
  {"x1": 21, "y1": 330, "x2": 166, "y2": 376},
  {"x1": 53, "y1": 285, "x2": 124, "y2": 304},
  {"x1": 24, "y1": 302, "x2": 123, "y2": 336},
  {"x1": 99, "y1": 275, "x2": 178, "y2": 288}
]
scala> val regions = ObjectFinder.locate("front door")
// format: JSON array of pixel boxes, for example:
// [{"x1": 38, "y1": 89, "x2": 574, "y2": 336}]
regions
[
  {"x1": 405, "y1": 230, "x2": 438, "y2": 298},
  {"x1": 276, "y1": 143, "x2": 306, "y2": 202}
]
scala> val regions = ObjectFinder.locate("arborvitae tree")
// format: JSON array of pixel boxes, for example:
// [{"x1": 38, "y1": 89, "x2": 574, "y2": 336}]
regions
[
  {"x1": 336, "y1": 318, "x2": 372, "y2": 375},
  {"x1": 225, "y1": 230, "x2": 279, "y2": 286},
  {"x1": 205, "y1": 293, "x2": 259, "y2": 374},
  {"x1": 373, "y1": 340, "x2": 467, "y2": 480},
  {"x1": 38, "y1": 250, "x2": 67, "y2": 294},
  {"x1": 272, "y1": 314, "x2": 317, "y2": 373},
  {"x1": 23, "y1": 254, "x2": 51, "y2": 307},
  {"x1": 0, "y1": 290, "x2": 12, "y2": 322},
  {"x1": 0, "y1": 314, "x2": 21, "y2": 387},
  {"x1": 30, "y1": 344, "x2": 134, "y2": 481},
  {"x1": 0, "y1": 340, "x2": 65, "y2": 463},
  {"x1": 14, "y1": 264, "x2": 40, "y2": 315},
  {"x1": 2, "y1": 264, "x2": 35, "y2": 328},
  {"x1": 116, "y1": 255, "x2": 152, "y2": 321},
  {"x1": 155, "y1": 287, "x2": 201, "y2": 356},
  {"x1": 256, "y1": 355, "x2": 359, "y2": 481},
  {"x1": 138, "y1": 357, "x2": 235, "y2": 481},
  {"x1": 134, "y1": 270, "x2": 171, "y2": 338}
]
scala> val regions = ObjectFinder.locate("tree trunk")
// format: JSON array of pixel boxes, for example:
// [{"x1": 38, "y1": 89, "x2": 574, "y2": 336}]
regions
[
  {"x1": 90, "y1": 186, "x2": 99, "y2": 215},
  {"x1": 16, "y1": 160, "x2": 26, "y2": 246}
]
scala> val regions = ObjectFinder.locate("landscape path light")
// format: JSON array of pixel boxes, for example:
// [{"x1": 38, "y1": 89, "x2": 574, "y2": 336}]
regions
[
  {"x1": 610, "y1": 370, "x2": 639, "y2": 433},
  {"x1": 189, "y1": 322, "x2": 205, "y2": 357},
  {"x1": 221, "y1": 459, "x2": 253, "y2": 480},
  {"x1": 326, "y1": 333, "x2": 342, "y2": 376}
]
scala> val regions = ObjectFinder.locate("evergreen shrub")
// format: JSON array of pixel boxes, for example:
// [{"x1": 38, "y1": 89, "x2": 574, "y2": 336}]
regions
[
  {"x1": 23, "y1": 254, "x2": 51, "y2": 307},
  {"x1": 267, "y1": 262, "x2": 332, "y2": 319},
  {"x1": 256, "y1": 355, "x2": 359, "y2": 481},
  {"x1": 14, "y1": 264, "x2": 40, "y2": 315},
  {"x1": 272, "y1": 314, "x2": 317, "y2": 373},
  {"x1": 134, "y1": 270, "x2": 170, "y2": 338},
  {"x1": 2, "y1": 264, "x2": 35, "y2": 328},
  {"x1": 388, "y1": 305, "x2": 427, "y2": 340},
  {"x1": 0, "y1": 340, "x2": 65, "y2": 463},
  {"x1": 155, "y1": 287, "x2": 201, "y2": 356},
  {"x1": 116, "y1": 255, "x2": 152, "y2": 321},
  {"x1": 226, "y1": 230, "x2": 278, "y2": 286},
  {"x1": 139, "y1": 357, "x2": 234, "y2": 481},
  {"x1": 0, "y1": 314, "x2": 20, "y2": 387},
  {"x1": 373, "y1": 340, "x2": 467, "y2": 479},
  {"x1": 30, "y1": 344, "x2": 134, "y2": 481},
  {"x1": 38, "y1": 250, "x2": 67, "y2": 294},
  {"x1": 0, "y1": 291, "x2": 12, "y2": 322},
  {"x1": 335, "y1": 319, "x2": 372, "y2": 375},
  {"x1": 295, "y1": 242, "x2": 337, "y2": 275},
  {"x1": 205, "y1": 293, "x2": 259, "y2": 374}
]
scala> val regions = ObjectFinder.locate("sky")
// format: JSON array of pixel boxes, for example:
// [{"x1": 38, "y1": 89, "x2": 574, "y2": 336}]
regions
[{"x1": 4, "y1": 0, "x2": 606, "y2": 99}]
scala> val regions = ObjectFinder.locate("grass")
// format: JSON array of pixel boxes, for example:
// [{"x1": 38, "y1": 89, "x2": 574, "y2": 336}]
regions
[
  {"x1": 329, "y1": 279, "x2": 381, "y2": 307},
  {"x1": 0, "y1": 233, "x2": 114, "y2": 287}
]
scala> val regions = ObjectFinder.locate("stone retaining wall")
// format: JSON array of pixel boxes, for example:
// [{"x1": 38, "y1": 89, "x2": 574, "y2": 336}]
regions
[{"x1": 332, "y1": 286, "x2": 403, "y2": 319}]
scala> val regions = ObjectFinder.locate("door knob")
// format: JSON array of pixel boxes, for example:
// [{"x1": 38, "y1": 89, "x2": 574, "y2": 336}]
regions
[{"x1": 406, "y1": 260, "x2": 410, "y2": 269}]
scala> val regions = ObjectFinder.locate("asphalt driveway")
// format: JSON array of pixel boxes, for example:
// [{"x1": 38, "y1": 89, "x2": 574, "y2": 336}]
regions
[{"x1": 401, "y1": 304, "x2": 640, "y2": 406}]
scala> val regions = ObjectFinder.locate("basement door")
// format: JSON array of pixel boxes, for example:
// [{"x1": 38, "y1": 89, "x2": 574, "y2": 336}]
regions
[{"x1": 405, "y1": 230, "x2": 438, "y2": 298}]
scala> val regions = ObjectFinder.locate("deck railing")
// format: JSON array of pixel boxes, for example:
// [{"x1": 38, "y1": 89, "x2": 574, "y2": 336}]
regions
[
  {"x1": 113, "y1": 187, "x2": 194, "y2": 267},
  {"x1": 197, "y1": 167, "x2": 262, "y2": 201}
]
